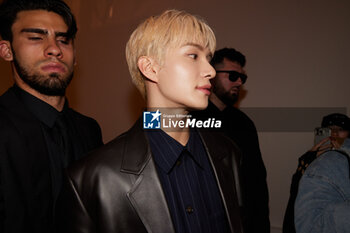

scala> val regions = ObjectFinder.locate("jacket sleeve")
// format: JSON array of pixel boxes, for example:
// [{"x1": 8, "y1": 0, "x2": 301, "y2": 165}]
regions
[
  {"x1": 295, "y1": 151, "x2": 350, "y2": 233},
  {"x1": 283, "y1": 150, "x2": 318, "y2": 233},
  {"x1": 56, "y1": 171, "x2": 96, "y2": 233}
]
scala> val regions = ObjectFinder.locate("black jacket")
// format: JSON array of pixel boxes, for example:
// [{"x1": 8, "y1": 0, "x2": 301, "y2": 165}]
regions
[
  {"x1": 57, "y1": 120, "x2": 244, "y2": 233},
  {"x1": 193, "y1": 102, "x2": 270, "y2": 233},
  {"x1": 0, "y1": 87, "x2": 103, "y2": 233}
]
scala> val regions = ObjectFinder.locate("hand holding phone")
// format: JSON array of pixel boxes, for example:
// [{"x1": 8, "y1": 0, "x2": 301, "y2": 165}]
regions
[
  {"x1": 312, "y1": 127, "x2": 332, "y2": 155},
  {"x1": 314, "y1": 127, "x2": 331, "y2": 145}
]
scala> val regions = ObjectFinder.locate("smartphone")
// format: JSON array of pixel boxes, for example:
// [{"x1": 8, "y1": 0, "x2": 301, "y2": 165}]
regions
[{"x1": 314, "y1": 127, "x2": 331, "y2": 145}]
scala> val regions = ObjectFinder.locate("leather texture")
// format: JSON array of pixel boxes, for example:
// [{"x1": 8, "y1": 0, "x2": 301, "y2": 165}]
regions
[{"x1": 57, "y1": 119, "x2": 244, "y2": 233}]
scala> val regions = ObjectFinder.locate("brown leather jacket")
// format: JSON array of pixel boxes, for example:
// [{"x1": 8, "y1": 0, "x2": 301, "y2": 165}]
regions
[{"x1": 56, "y1": 120, "x2": 244, "y2": 233}]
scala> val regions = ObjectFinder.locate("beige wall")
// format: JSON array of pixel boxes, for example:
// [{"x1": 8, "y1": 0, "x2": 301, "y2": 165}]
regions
[{"x1": 1, "y1": 0, "x2": 350, "y2": 232}]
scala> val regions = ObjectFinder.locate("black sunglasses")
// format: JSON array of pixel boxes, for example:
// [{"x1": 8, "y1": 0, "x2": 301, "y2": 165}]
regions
[{"x1": 216, "y1": 70, "x2": 247, "y2": 84}]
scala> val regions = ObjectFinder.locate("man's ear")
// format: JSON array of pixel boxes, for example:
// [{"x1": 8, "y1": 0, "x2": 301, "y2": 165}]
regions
[
  {"x1": 0, "y1": 40, "x2": 13, "y2": 61},
  {"x1": 137, "y1": 56, "x2": 160, "y2": 82}
]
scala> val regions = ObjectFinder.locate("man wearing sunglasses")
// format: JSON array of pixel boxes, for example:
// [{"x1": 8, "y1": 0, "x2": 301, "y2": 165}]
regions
[{"x1": 194, "y1": 48, "x2": 270, "y2": 233}]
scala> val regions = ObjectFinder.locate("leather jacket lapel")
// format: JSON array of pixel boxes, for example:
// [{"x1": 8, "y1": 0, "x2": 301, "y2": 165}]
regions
[
  {"x1": 127, "y1": 158, "x2": 175, "y2": 233},
  {"x1": 121, "y1": 120, "x2": 175, "y2": 233}
]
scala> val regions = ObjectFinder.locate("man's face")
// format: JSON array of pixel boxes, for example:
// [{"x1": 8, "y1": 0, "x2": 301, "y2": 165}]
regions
[
  {"x1": 155, "y1": 43, "x2": 216, "y2": 110},
  {"x1": 330, "y1": 125, "x2": 349, "y2": 146},
  {"x1": 10, "y1": 10, "x2": 75, "y2": 96},
  {"x1": 211, "y1": 58, "x2": 245, "y2": 106}
]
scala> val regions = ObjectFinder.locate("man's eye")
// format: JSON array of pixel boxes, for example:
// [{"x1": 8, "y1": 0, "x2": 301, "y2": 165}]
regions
[
  {"x1": 28, "y1": 37, "x2": 42, "y2": 41},
  {"x1": 188, "y1": 54, "x2": 198, "y2": 59},
  {"x1": 58, "y1": 39, "x2": 69, "y2": 45},
  {"x1": 57, "y1": 36, "x2": 70, "y2": 44}
]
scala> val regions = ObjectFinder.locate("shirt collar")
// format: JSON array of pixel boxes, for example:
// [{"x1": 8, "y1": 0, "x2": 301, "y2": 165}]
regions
[
  {"x1": 146, "y1": 129, "x2": 205, "y2": 173},
  {"x1": 13, "y1": 85, "x2": 68, "y2": 128},
  {"x1": 186, "y1": 130, "x2": 205, "y2": 168}
]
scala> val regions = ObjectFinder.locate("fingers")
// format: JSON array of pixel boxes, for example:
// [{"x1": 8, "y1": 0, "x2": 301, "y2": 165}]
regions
[
  {"x1": 318, "y1": 143, "x2": 332, "y2": 151},
  {"x1": 310, "y1": 137, "x2": 331, "y2": 151},
  {"x1": 316, "y1": 144, "x2": 333, "y2": 156},
  {"x1": 331, "y1": 139, "x2": 341, "y2": 149}
]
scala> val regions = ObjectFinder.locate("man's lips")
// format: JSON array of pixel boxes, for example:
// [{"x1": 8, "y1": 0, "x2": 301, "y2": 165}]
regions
[
  {"x1": 197, "y1": 84, "x2": 212, "y2": 95},
  {"x1": 230, "y1": 86, "x2": 240, "y2": 94},
  {"x1": 41, "y1": 63, "x2": 66, "y2": 73}
]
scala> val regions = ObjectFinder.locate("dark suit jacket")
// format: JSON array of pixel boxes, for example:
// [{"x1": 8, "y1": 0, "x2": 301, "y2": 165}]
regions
[
  {"x1": 57, "y1": 120, "x2": 244, "y2": 233},
  {"x1": 0, "y1": 87, "x2": 103, "y2": 233}
]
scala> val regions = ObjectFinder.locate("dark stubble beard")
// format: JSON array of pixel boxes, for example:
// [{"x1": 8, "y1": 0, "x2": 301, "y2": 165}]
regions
[
  {"x1": 12, "y1": 52, "x2": 73, "y2": 96},
  {"x1": 221, "y1": 92, "x2": 239, "y2": 106},
  {"x1": 212, "y1": 84, "x2": 239, "y2": 106}
]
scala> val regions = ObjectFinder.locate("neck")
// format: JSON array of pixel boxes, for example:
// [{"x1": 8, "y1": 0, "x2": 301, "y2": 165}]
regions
[
  {"x1": 209, "y1": 93, "x2": 227, "y2": 111},
  {"x1": 39, "y1": 94, "x2": 65, "y2": 112},
  {"x1": 14, "y1": 76, "x2": 66, "y2": 112},
  {"x1": 146, "y1": 106, "x2": 190, "y2": 146}
]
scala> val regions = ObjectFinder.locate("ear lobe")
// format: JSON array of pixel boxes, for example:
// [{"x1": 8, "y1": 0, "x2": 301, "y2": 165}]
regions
[
  {"x1": 0, "y1": 40, "x2": 13, "y2": 61},
  {"x1": 137, "y1": 56, "x2": 159, "y2": 82}
]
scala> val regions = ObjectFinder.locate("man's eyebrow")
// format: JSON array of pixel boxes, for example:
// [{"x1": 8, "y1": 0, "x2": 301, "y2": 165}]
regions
[
  {"x1": 21, "y1": 28, "x2": 48, "y2": 34},
  {"x1": 182, "y1": 42, "x2": 213, "y2": 58},
  {"x1": 55, "y1": 32, "x2": 69, "y2": 38},
  {"x1": 20, "y1": 28, "x2": 69, "y2": 38},
  {"x1": 182, "y1": 42, "x2": 204, "y2": 50}
]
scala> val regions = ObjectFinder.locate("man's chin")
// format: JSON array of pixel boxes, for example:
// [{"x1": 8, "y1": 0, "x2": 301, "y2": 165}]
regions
[
  {"x1": 221, "y1": 94, "x2": 238, "y2": 106},
  {"x1": 188, "y1": 105, "x2": 207, "y2": 111},
  {"x1": 34, "y1": 73, "x2": 73, "y2": 96},
  {"x1": 29, "y1": 77, "x2": 68, "y2": 96}
]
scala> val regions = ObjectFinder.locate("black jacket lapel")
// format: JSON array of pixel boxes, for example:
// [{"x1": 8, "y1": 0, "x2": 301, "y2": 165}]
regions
[{"x1": 121, "y1": 121, "x2": 175, "y2": 233}]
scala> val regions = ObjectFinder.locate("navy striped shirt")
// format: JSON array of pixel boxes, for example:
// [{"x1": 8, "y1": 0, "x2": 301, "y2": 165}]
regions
[{"x1": 146, "y1": 130, "x2": 230, "y2": 233}]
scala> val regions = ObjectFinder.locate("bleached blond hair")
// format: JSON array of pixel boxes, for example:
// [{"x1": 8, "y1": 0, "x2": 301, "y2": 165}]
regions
[{"x1": 125, "y1": 9, "x2": 216, "y2": 99}]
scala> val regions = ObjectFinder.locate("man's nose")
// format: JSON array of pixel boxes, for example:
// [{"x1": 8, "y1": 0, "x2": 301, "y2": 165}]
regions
[
  {"x1": 331, "y1": 129, "x2": 339, "y2": 136},
  {"x1": 235, "y1": 77, "x2": 243, "y2": 85},
  {"x1": 44, "y1": 39, "x2": 62, "y2": 58},
  {"x1": 203, "y1": 62, "x2": 216, "y2": 80}
]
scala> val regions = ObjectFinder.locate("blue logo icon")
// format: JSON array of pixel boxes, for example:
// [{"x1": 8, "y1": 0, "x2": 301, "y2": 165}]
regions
[{"x1": 143, "y1": 110, "x2": 162, "y2": 129}]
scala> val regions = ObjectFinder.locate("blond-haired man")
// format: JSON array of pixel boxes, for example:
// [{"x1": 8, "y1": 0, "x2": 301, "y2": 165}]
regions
[{"x1": 57, "y1": 10, "x2": 243, "y2": 233}]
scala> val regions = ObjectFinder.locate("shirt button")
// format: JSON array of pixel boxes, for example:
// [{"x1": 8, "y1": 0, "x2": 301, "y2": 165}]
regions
[
  {"x1": 186, "y1": 206, "x2": 194, "y2": 214},
  {"x1": 176, "y1": 160, "x2": 181, "y2": 166}
]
